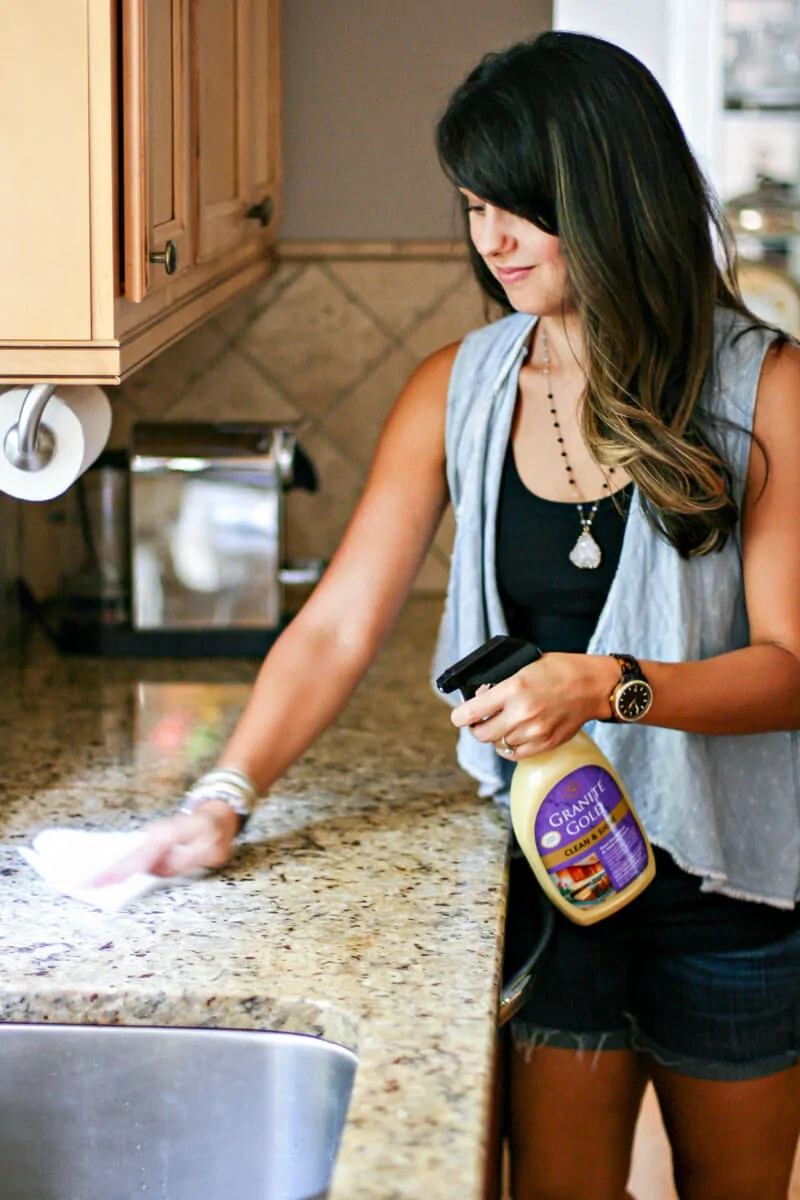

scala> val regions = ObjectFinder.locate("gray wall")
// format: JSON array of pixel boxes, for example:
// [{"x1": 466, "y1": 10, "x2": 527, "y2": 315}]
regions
[{"x1": 281, "y1": 0, "x2": 553, "y2": 240}]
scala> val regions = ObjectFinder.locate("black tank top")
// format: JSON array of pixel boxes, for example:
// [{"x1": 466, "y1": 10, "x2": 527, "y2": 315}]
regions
[
  {"x1": 496, "y1": 439, "x2": 800, "y2": 949},
  {"x1": 496, "y1": 445, "x2": 631, "y2": 651}
]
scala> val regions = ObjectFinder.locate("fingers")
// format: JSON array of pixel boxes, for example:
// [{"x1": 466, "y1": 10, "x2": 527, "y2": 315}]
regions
[
  {"x1": 485, "y1": 715, "x2": 564, "y2": 758},
  {"x1": 496, "y1": 734, "x2": 517, "y2": 761},
  {"x1": 461, "y1": 703, "x2": 547, "y2": 750},
  {"x1": 493, "y1": 735, "x2": 541, "y2": 761},
  {"x1": 449, "y1": 654, "x2": 588, "y2": 756},
  {"x1": 450, "y1": 687, "x2": 504, "y2": 730},
  {"x1": 92, "y1": 812, "x2": 235, "y2": 886},
  {"x1": 90, "y1": 825, "x2": 175, "y2": 886},
  {"x1": 450, "y1": 661, "x2": 547, "y2": 726}
]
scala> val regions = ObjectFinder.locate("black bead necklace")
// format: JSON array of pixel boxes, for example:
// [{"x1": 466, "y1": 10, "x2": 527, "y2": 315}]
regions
[{"x1": 541, "y1": 327, "x2": 615, "y2": 570}]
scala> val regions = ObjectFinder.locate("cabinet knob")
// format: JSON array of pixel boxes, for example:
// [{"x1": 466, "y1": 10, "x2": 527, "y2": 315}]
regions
[
  {"x1": 149, "y1": 240, "x2": 178, "y2": 275},
  {"x1": 246, "y1": 196, "x2": 274, "y2": 227}
]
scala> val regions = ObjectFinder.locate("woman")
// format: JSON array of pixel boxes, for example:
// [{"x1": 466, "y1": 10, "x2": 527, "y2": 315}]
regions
[{"x1": 101, "y1": 33, "x2": 800, "y2": 1200}]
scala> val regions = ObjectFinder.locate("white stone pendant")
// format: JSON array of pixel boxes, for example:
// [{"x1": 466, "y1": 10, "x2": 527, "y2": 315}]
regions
[{"x1": 569, "y1": 529, "x2": 602, "y2": 570}]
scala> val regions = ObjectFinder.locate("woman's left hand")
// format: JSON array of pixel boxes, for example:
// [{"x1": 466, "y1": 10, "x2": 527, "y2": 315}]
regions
[{"x1": 450, "y1": 652, "x2": 617, "y2": 759}]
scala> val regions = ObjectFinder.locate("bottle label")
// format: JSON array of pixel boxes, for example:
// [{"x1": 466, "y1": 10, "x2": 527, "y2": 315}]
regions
[{"x1": 534, "y1": 766, "x2": 649, "y2": 907}]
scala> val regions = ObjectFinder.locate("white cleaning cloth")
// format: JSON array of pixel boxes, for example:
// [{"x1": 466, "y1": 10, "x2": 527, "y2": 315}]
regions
[{"x1": 18, "y1": 828, "x2": 165, "y2": 912}]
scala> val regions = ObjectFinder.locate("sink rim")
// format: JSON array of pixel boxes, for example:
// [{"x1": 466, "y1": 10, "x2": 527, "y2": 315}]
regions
[
  {"x1": 0, "y1": 1020, "x2": 360, "y2": 1063},
  {"x1": 0, "y1": 984, "x2": 361, "y2": 1056}
]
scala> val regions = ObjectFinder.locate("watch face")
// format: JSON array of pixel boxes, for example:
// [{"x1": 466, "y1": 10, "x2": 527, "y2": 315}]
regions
[{"x1": 615, "y1": 680, "x2": 653, "y2": 721}]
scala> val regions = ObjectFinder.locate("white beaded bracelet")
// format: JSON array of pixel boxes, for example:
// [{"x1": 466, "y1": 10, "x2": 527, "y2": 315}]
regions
[{"x1": 179, "y1": 767, "x2": 259, "y2": 830}]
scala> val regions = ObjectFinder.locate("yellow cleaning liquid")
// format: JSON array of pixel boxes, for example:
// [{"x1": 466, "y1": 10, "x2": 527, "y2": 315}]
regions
[{"x1": 510, "y1": 729, "x2": 655, "y2": 925}]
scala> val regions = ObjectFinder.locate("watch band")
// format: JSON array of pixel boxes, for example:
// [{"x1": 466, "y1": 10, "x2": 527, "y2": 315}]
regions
[
  {"x1": 607, "y1": 653, "x2": 653, "y2": 723},
  {"x1": 612, "y1": 654, "x2": 642, "y2": 685}
]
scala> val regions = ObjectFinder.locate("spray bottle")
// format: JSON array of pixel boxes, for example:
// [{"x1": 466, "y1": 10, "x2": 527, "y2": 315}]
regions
[{"x1": 437, "y1": 635, "x2": 655, "y2": 925}]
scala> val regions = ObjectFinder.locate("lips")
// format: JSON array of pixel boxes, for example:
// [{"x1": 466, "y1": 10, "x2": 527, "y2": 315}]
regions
[{"x1": 494, "y1": 266, "x2": 533, "y2": 286}]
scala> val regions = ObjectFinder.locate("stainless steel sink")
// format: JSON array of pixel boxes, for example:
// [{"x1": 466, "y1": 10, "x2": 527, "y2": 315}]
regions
[{"x1": 0, "y1": 1024, "x2": 357, "y2": 1200}]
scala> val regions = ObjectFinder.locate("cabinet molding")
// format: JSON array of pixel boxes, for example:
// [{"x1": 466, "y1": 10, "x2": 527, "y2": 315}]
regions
[
  {"x1": 1, "y1": 253, "x2": 272, "y2": 384},
  {"x1": 277, "y1": 239, "x2": 469, "y2": 261}
]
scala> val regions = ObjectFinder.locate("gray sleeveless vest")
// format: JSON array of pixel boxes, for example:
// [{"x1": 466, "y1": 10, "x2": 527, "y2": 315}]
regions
[{"x1": 432, "y1": 308, "x2": 800, "y2": 907}]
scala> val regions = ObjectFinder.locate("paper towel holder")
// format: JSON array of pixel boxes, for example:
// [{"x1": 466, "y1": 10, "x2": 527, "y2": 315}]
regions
[{"x1": 3, "y1": 383, "x2": 57, "y2": 472}]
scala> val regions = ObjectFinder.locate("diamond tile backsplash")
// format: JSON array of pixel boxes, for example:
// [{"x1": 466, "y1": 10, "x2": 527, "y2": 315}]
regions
[{"x1": 108, "y1": 255, "x2": 493, "y2": 594}]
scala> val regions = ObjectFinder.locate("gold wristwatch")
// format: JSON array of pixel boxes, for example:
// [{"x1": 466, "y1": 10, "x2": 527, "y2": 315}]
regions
[{"x1": 607, "y1": 654, "x2": 653, "y2": 723}]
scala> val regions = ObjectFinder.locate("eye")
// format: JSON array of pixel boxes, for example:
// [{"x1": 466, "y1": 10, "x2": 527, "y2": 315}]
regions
[{"x1": 459, "y1": 192, "x2": 485, "y2": 214}]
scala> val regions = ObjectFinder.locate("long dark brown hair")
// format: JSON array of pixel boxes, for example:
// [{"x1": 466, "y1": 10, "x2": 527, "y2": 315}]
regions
[{"x1": 436, "y1": 31, "x2": 769, "y2": 557}]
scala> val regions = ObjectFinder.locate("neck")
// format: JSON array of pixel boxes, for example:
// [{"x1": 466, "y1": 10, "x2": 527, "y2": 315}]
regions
[{"x1": 536, "y1": 312, "x2": 586, "y2": 375}]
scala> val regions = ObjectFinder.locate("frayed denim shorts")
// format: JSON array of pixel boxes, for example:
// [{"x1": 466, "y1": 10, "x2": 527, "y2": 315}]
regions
[{"x1": 505, "y1": 848, "x2": 800, "y2": 1082}]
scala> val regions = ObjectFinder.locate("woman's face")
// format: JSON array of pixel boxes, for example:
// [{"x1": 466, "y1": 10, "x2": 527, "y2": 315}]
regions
[{"x1": 461, "y1": 190, "x2": 569, "y2": 315}]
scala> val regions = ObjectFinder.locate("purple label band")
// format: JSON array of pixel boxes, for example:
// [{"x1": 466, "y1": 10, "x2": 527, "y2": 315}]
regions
[{"x1": 534, "y1": 766, "x2": 649, "y2": 903}]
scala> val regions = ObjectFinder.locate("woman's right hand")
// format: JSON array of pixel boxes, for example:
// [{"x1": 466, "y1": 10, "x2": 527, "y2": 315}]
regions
[{"x1": 92, "y1": 800, "x2": 240, "y2": 886}]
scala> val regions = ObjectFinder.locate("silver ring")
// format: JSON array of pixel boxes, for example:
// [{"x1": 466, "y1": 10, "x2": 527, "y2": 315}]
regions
[{"x1": 500, "y1": 735, "x2": 514, "y2": 757}]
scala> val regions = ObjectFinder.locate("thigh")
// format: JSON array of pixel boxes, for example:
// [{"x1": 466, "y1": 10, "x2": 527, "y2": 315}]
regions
[
  {"x1": 650, "y1": 1061, "x2": 800, "y2": 1200},
  {"x1": 509, "y1": 1040, "x2": 648, "y2": 1200},
  {"x1": 504, "y1": 857, "x2": 644, "y2": 1198}
]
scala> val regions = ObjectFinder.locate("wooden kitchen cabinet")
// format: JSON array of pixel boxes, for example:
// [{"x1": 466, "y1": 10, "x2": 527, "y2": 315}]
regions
[
  {"x1": 124, "y1": 0, "x2": 194, "y2": 301},
  {"x1": 193, "y1": 0, "x2": 281, "y2": 264},
  {"x1": 0, "y1": 0, "x2": 281, "y2": 385}
]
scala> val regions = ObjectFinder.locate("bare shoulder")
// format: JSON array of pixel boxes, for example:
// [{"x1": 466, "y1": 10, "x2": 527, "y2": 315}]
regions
[
  {"x1": 419, "y1": 338, "x2": 462, "y2": 373},
  {"x1": 378, "y1": 340, "x2": 461, "y2": 446},
  {"x1": 742, "y1": 336, "x2": 800, "y2": 658},
  {"x1": 748, "y1": 337, "x2": 800, "y2": 496},
  {"x1": 754, "y1": 337, "x2": 800, "y2": 444},
  {"x1": 756, "y1": 337, "x2": 800, "y2": 408},
  {"x1": 397, "y1": 340, "x2": 461, "y2": 406}
]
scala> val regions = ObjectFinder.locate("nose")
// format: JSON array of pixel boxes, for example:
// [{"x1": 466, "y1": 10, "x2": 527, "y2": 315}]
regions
[{"x1": 470, "y1": 205, "x2": 515, "y2": 258}]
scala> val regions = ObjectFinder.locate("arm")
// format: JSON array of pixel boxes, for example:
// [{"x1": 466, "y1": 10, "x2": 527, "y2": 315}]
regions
[
  {"x1": 637, "y1": 338, "x2": 800, "y2": 734},
  {"x1": 216, "y1": 343, "x2": 456, "y2": 787},
  {"x1": 100, "y1": 342, "x2": 457, "y2": 879},
  {"x1": 453, "y1": 340, "x2": 800, "y2": 755}
]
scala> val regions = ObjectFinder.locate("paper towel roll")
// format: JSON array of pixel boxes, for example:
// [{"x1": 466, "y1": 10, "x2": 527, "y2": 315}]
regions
[{"x1": 0, "y1": 384, "x2": 112, "y2": 501}]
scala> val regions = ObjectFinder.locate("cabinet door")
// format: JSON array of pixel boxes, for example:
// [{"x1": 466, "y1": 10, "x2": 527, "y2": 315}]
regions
[
  {"x1": 240, "y1": 0, "x2": 281, "y2": 234},
  {"x1": 193, "y1": 0, "x2": 247, "y2": 263},
  {"x1": 122, "y1": 0, "x2": 192, "y2": 302},
  {"x1": 0, "y1": 4, "x2": 93, "y2": 340},
  {"x1": 193, "y1": 0, "x2": 280, "y2": 264}
]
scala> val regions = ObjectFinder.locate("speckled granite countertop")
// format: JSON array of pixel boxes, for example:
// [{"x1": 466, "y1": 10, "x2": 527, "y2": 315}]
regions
[{"x1": 0, "y1": 599, "x2": 509, "y2": 1200}]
